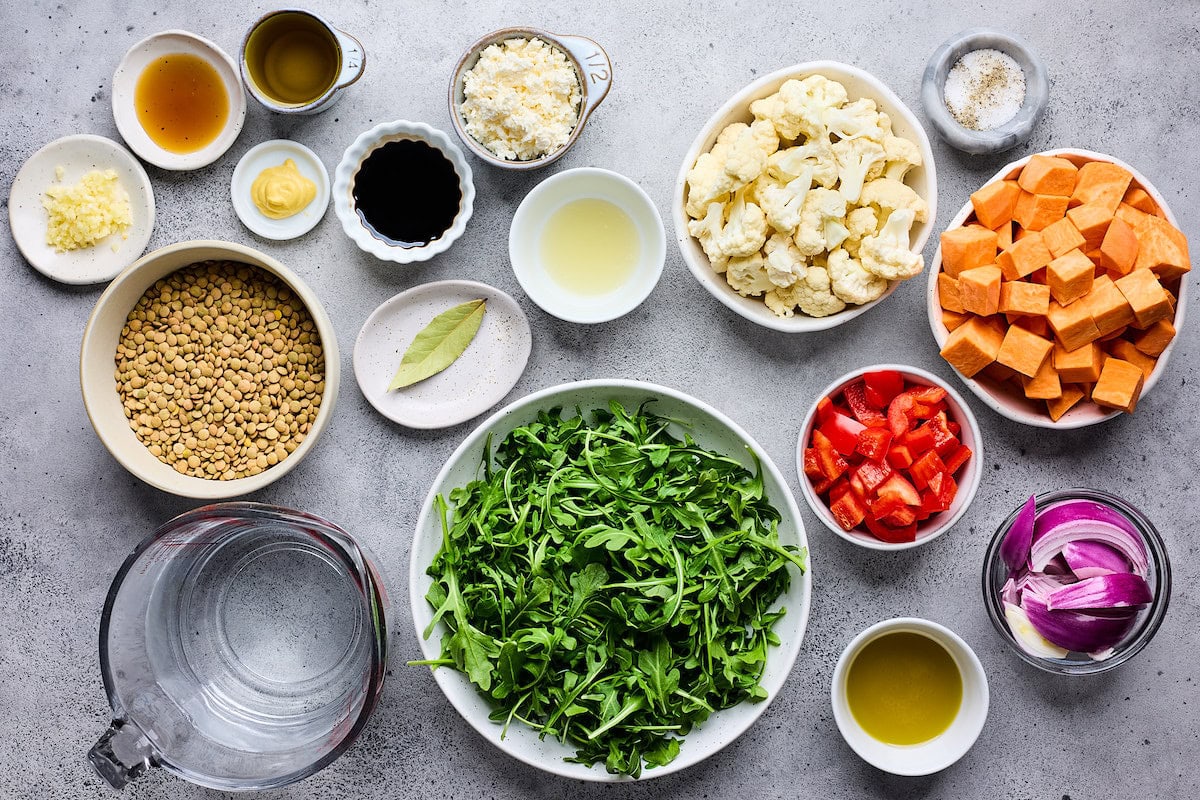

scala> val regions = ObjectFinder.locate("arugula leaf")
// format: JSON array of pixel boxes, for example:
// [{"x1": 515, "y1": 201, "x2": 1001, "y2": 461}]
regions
[{"x1": 412, "y1": 402, "x2": 806, "y2": 777}]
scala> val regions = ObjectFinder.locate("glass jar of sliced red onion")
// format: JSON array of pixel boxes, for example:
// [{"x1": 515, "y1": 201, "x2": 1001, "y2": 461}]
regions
[{"x1": 982, "y1": 488, "x2": 1171, "y2": 675}]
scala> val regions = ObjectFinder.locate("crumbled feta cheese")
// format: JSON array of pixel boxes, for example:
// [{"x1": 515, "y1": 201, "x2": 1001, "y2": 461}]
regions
[{"x1": 460, "y1": 37, "x2": 581, "y2": 161}]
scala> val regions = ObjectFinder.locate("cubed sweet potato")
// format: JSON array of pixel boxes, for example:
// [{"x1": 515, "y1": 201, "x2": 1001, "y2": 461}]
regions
[
  {"x1": 997, "y1": 233, "x2": 1053, "y2": 280},
  {"x1": 1099, "y1": 216, "x2": 1139, "y2": 276},
  {"x1": 1106, "y1": 339, "x2": 1157, "y2": 380},
  {"x1": 940, "y1": 316, "x2": 1004, "y2": 377},
  {"x1": 1115, "y1": 202, "x2": 1150, "y2": 230},
  {"x1": 1133, "y1": 215, "x2": 1191, "y2": 281},
  {"x1": 1091, "y1": 358, "x2": 1144, "y2": 413},
  {"x1": 995, "y1": 220, "x2": 1014, "y2": 250},
  {"x1": 1066, "y1": 203, "x2": 1114, "y2": 249},
  {"x1": 1040, "y1": 217, "x2": 1087, "y2": 259},
  {"x1": 1122, "y1": 186, "x2": 1158, "y2": 214},
  {"x1": 1014, "y1": 315, "x2": 1050, "y2": 337},
  {"x1": 938, "y1": 273, "x2": 965, "y2": 313},
  {"x1": 1114, "y1": 269, "x2": 1173, "y2": 328},
  {"x1": 971, "y1": 180, "x2": 1021, "y2": 229},
  {"x1": 1022, "y1": 354, "x2": 1062, "y2": 400},
  {"x1": 1047, "y1": 299, "x2": 1100, "y2": 351},
  {"x1": 1018, "y1": 155, "x2": 1078, "y2": 196},
  {"x1": 941, "y1": 226, "x2": 1000, "y2": 276},
  {"x1": 1054, "y1": 341, "x2": 1103, "y2": 383},
  {"x1": 999, "y1": 281, "x2": 1050, "y2": 316},
  {"x1": 958, "y1": 265, "x2": 1003, "y2": 316},
  {"x1": 1047, "y1": 385, "x2": 1086, "y2": 422},
  {"x1": 942, "y1": 309, "x2": 972, "y2": 332},
  {"x1": 1014, "y1": 192, "x2": 1070, "y2": 232},
  {"x1": 1046, "y1": 249, "x2": 1096, "y2": 306},
  {"x1": 1070, "y1": 161, "x2": 1134, "y2": 213},
  {"x1": 1082, "y1": 275, "x2": 1136, "y2": 336},
  {"x1": 997, "y1": 324, "x2": 1054, "y2": 378},
  {"x1": 1133, "y1": 319, "x2": 1175, "y2": 357},
  {"x1": 982, "y1": 362, "x2": 1019, "y2": 384}
]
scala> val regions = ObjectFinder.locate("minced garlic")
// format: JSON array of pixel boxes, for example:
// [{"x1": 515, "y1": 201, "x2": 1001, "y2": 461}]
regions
[
  {"x1": 42, "y1": 169, "x2": 132, "y2": 252},
  {"x1": 460, "y1": 37, "x2": 581, "y2": 161}
]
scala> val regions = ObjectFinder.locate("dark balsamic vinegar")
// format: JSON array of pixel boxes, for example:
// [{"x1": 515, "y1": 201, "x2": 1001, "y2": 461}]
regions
[{"x1": 352, "y1": 139, "x2": 461, "y2": 248}]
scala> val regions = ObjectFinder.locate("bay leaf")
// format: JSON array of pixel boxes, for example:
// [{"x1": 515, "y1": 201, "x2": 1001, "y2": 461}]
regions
[{"x1": 388, "y1": 299, "x2": 486, "y2": 390}]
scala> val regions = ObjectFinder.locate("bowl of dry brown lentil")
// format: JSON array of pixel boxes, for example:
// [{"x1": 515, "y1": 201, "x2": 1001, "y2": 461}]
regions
[{"x1": 80, "y1": 240, "x2": 339, "y2": 498}]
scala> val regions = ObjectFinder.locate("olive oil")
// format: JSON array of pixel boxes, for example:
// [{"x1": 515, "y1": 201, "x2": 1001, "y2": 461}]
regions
[
  {"x1": 135, "y1": 53, "x2": 229, "y2": 154},
  {"x1": 352, "y1": 139, "x2": 461, "y2": 247},
  {"x1": 846, "y1": 631, "x2": 962, "y2": 745},
  {"x1": 539, "y1": 198, "x2": 640, "y2": 295},
  {"x1": 244, "y1": 12, "x2": 340, "y2": 105}
]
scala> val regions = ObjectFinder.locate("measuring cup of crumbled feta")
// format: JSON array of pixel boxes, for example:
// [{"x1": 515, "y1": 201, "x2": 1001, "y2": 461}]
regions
[{"x1": 448, "y1": 28, "x2": 612, "y2": 169}]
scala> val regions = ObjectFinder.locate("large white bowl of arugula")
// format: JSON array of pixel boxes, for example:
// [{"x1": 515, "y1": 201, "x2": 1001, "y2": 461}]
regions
[{"x1": 409, "y1": 379, "x2": 812, "y2": 781}]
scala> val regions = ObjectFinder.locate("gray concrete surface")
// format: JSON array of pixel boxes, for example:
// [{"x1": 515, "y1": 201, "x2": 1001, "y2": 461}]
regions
[{"x1": 2, "y1": 1, "x2": 1197, "y2": 798}]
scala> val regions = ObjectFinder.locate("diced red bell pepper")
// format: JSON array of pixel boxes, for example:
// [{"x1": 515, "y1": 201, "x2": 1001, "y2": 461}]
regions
[
  {"x1": 947, "y1": 419, "x2": 961, "y2": 436},
  {"x1": 909, "y1": 450, "x2": 948, "y2": 491},
  {"x1": 886, "y1": 444, "x2": 914, "y2": 469},
  {"x1": 876, "y1": 473, "x2": 920, "y2": 506},
  {"x1": 855, "y1": 427, "x2": 893, "y2": 462},
  {"x1": 899, "y1": 424, "x2": 936, "y2": 455},
  {"x1": 811, "y1": 429, "x2": 849, "y2": 481},
  {"x1": 868, "y1": 493, "x2": 908, "y2": 519},
  {"x1": 865, "y1": 515, "x2": 917, "y2": 543},
  {"x1": 848, "y1": 472, "x2": 868, "y2": 501},
  {"x1": 886, "y1": 393, "x2": 916, "y2": 437},
  {"x1": 844, "y1": 381, "x2": 887, "y2": 427},
  {"x1": 936, "y1": 473, "x2": 959, "y2": 508},
  {"x1": 925, "y1": 411, "x2": 960, "y2": 457},
  {"x1": 911, "y1": 400, "x2": 949, "y2": 420},
  {"x1": 820, "y1": 412, "x2": 868, "y2": 456},
  {"x1": 908, "y1": 385, "x2": 947, "y2": 405},
  {"x1": 882, "y1": 506, "x2": 918, "y2": 527},
  {"x1": 852, "y1": 459, "x2": 893, "y2": 493},
  {"x1": 920, "y1": 488, "x2": 949, "y2": 515},
  {"x1": 942, "y1": 444, "x2": 973, "y2": 475},
  {"x1": 830, "y1": 491, "x2": 867, "y2": 531},
  {"x1": 829, "y1": 477, "x2": 851, "y2": 503},
  {"x1": 811, "y1": 476, "x2": 832, "y2": 495},
  {"x1": 802, "y1": 448, "x2": 824, "y2": 480},
  {"x1": 864, "y1": 370, "x2": 905, "y2": 407},
  {"x1": 816, "y1": 396, "x2": 837, "y2": 424}
]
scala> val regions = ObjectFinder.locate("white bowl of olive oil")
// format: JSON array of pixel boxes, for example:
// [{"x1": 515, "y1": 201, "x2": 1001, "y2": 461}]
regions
[
  {"x1": 508, "y1": 168, "x2": 665, "y2": 324},
  {"x1": 831, "y1": 618, "x2": 989, "y2": 776}
]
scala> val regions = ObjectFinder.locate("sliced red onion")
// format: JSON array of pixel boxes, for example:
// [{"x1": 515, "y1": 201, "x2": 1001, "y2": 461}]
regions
[
  {"x1": 1045, "y1": 573, "x2": 1152, "y2": 611},
  {"x1": 1003, "y1": 601, "x2": 1069, "y2": 659},
  {"x1": 1000, "y1": 495, "x2": 1037, "y2": 576},
  {"x1": 1062, "y1": 540, "x2": 1132, "y2": 579},
  {"x1": 1021, "y1": 592, "x2": 1138, "y2": 653},
  {"x1": 1019, "y1": 570, "x2": 1073, "y2": 598},
  {"x1": 1041, "y1": 553, "x2": 1073, "y2": 576},
  {"x1": 1002, "y1": 576, "x2": 1020, "y2": 606},
  {"x1": 1029, "y1": 500, "x2": 1148, "y2": 576}
]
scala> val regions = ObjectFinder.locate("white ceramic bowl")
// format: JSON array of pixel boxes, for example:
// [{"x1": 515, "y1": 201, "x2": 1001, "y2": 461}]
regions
[
  {"x1": 448, "y1": 28, "x2": 612, "y2": 170},
  {"x1": 926, "y1": 148, "x2": 1188, "y2": 429},
  {"x1": 674, "y1": 61, "x2": 938, "y2": 333},
  {"x1": 111, "y1": 30, "x2": 247, "y2": 171},
  {"x1": 230, "y1": 139, "x2": 330, "y2": 241},
  {"x1": 509, "y1": 168, "x2": 665, "y2": 323},
  {"x1": 410, "y1": 379, "x2": 812, "y2": 781},
  {"x1": 831, "y1": 617, "x2": 989, "y2": 776},
  {"x1": 796, "y1": 364, "x2": 983, "y2": 551},
  {"x1": 333, "y1": 120, "x2": 475, "y2": 263},
  {"x1": 80, "y1": 240, "x2": 340, "y2": 499}
]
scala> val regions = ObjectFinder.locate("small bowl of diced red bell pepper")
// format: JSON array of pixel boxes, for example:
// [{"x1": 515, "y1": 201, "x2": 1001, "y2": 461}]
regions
[{"x1": 797, "y1": 365, "x2": 984, "y2": 549}]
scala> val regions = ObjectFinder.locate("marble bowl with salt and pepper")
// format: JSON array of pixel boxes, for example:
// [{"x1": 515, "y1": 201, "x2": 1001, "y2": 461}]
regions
[{"x1": 921, "y1": 29, "x2": 1049, "y2": 155}]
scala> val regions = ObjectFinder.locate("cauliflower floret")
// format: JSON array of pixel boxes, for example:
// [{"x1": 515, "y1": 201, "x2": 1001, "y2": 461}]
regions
[
  {"x1": 750, "y1": 75, "x2": 847, "y2": 143},
  {"x1": 860, "y1": 208, "x2": 924, "y2": 280},
  {"x1": 767, "y1": 142, "x2": 838, "y2": 189},
  {"x1": 755, "y1": 169, "x2": 813, "y2": 234},
  {"x1": 763, "y1": 232, "x2": 807, "y2": 287},
  {"x1": 685, "y1": 122, "x2": 748, "y2": 218},
  {"x1": 832, "y1": 137, "x2": 886, "y2": 204},
  {"x1": 824, "y1": 98, "x2": 887, "y2": 141},
  {"x1": 725, "y1": 252, "x2": 775, "y2": 297},
  {"x1": 794, "y1": 187, "x2": 848, "y2": 256},
  {"x1": 882, "y1": 135, "x2": 923, "y2": 182},
  {"x1": 843, "y1": 206, "x2": 879, "y2": 258},
  {"x1": 686, "y1": 201, "x2": 731, "y2": 273},
  {"x1": 860, "y1": 177, "x2": 929, "y2": 223},
  {"x1": 828, "y1": 247, "x2": 888, "y2": 305},
  {"x1": 723, "y1": 119, "x2": 779, "y2": 187},
  {"x1": 720, "y1": 187, "x2": 768, "y2": 258},
  {"x1": 777, "y1": 263, "x2": 846, "y2": 317}
]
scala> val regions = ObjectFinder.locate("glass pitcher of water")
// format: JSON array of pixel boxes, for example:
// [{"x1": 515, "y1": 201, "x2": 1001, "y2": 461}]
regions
[{"x1": 88, "y1": 503, "x2": 390, "y2": 791}]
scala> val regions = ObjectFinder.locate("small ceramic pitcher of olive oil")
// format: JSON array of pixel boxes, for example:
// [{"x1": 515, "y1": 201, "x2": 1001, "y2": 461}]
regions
[{"x1": 240, "y1": 8, "x2": 365, "y2": 115}]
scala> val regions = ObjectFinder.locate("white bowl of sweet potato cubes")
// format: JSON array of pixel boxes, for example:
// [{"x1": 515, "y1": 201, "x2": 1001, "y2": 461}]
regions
[
  {"x1": 675, "y1": 61, "x2": 937, "y2": 333},
  {"x1": 927, "y1": 149, "x2": 1189, "y2": 429}
]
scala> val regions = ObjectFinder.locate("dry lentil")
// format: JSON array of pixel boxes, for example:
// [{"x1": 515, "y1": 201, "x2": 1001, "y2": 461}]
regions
[{"x1": 115, "y1": 260, "x2": 325, "y2": 480}]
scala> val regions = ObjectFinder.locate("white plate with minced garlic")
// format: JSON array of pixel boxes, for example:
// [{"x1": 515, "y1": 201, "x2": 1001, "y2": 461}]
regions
[{"x1": 9, "y1": 134, "x2": 155, "y2": 285}]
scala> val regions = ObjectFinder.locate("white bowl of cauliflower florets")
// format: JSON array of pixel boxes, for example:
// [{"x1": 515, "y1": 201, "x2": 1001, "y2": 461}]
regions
[{"x1": 674, "y1": 62, "x2": 937, "y2": 332}]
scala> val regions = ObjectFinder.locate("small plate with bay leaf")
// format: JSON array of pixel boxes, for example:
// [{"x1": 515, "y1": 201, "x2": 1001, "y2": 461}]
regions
[{"x1": 353, "y1": 280, "x2": 532, "y2": 428}]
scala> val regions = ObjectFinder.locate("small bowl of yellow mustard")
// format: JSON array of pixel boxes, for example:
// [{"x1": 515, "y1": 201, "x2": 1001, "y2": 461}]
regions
[{"x1": 231, "y1": 139, "x2": 330, "y2": 240}]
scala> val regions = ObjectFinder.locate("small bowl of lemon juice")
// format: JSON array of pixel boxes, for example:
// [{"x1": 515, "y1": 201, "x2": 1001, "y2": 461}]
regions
[{"x1": 508, "y1": 167, "x2": 665, "y2": 323}]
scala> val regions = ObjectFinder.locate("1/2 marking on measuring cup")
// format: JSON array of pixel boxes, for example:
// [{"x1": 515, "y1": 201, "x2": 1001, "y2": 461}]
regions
[{"x1": 583, "y1": 50, "x2": 609, "y2": 83}]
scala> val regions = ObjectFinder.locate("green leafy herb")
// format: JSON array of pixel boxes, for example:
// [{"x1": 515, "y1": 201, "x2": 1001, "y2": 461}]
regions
[
  {"x1": 388, "y1": 299, "x2": 486, "y2": 390},
  {"x1": 410, "y1": 401, "x2": 806, "y2": 777}
]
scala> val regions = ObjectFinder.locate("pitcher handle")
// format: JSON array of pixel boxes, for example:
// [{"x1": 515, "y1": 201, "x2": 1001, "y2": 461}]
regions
[
  {"x1": 88, "y1": 719, "x2": 156, "y2": 790},
  {"x1": 332, "y1": 28, "x2": 366, "y2": 89}
]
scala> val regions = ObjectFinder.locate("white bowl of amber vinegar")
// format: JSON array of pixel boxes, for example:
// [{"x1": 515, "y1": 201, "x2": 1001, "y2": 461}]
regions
[{"x1": 508, "y1": 167, "x2": 665, "y2": 323}]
